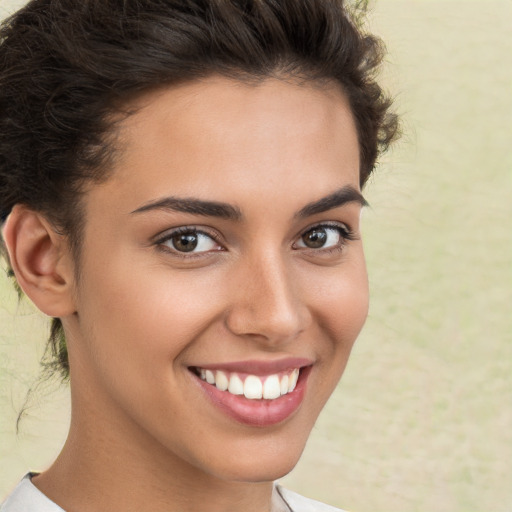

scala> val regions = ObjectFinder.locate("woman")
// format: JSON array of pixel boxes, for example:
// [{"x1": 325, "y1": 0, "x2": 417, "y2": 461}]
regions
[{"x1": 0, "y1": 0, "x2": 398, "y2": 510}]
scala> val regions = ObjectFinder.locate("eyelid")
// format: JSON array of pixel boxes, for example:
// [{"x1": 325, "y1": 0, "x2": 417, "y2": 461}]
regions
[
  {"x1": 293, "y1": 221, "x2": 358, "y2": 252},
  {"x1": 296, "y1": 221, "x2": 357, "y2": 241},
  {"x1": 151, "y1": 221, "x2": 358, "y2": 258},
  {"x1": 153, "y1": 225, "x2": 225, "y2": 256}
]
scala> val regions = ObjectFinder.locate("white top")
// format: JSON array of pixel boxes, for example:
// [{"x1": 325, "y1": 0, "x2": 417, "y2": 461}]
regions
[{"x1": 1, "y1": 474, "x2": 346, "y2": 512}]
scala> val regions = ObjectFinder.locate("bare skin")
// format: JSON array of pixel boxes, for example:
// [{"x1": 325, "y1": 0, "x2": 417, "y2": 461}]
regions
[{"x1": 4, "y1": 76, "x2": 368, "y2": 512}]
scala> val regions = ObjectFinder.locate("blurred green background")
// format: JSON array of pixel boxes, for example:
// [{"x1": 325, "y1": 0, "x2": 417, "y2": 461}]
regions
[{"x1": 1, "y1": 0, "x2": 511, "y2": 511}]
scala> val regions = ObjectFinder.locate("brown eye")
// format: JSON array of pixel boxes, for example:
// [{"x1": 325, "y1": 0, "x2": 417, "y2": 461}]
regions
[
  {"x1": 301, "y1": 227, "x2": 328, "y2": 248},
  {"x1": 295, "y1": 225, "x2": 351, "y2": 251},
  {"x1": 159, "y1": 229, "x2": 220, "y2": 254},
  {"x1": 171, "y1": 233, "x2": 198, "y2": 252}
]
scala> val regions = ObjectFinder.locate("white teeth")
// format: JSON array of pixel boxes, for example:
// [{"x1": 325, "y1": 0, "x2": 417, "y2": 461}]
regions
[
  {"x1": 280, "y1": 375, "x2": 289, "y2": 396},
  {"x1": 196, "y1": 367, "x2": 302, "y2": 400},
  {"x1": 215, "y1": 370, "x2": 229, "y2": 391},
  {"x1": 263, "y1": 374, "x2": 281, "y2": 399},
  {"x1": 228, "y1": 374, "x2": 244, "y2": 395},
  {"x1": 288, "y1": 368, "x2": 299, "y2": 392},
  {"x1": 205, "y1": 369, "x2": 215, "y2": 385},
  {"x1": 244, "y1": 375, "x2": 263, "y2": 399}
]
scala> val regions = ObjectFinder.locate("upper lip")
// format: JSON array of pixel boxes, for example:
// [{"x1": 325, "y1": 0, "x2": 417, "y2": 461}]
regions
[{"x1": 190, "y1": 357, "x2": 313, "y2": 376}]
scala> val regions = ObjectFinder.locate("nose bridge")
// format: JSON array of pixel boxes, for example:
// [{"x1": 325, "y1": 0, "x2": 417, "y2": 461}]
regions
[{"x1": 225, "y1": 248, "x2": 310, "y2": 342}]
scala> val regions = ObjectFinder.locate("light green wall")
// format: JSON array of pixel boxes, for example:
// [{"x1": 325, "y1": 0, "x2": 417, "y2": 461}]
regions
[{"x1": 1, "y1": 0, "x2": 26, "y2": 15}]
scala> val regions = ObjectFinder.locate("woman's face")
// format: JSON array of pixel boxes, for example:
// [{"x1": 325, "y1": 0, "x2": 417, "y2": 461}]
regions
[{"x1": 65, "y1": 76, "x2": 369, "y2": 482}]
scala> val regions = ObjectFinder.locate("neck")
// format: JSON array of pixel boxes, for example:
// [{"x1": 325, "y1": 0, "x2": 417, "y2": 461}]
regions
[{"x1": 32, "y1": 387, "x2": 275, "y2": 512}]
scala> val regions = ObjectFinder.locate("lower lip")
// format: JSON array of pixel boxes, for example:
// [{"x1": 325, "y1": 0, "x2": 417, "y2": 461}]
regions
[{"x1": 192, "y1": 367, "x2": 311, "y2": 427}]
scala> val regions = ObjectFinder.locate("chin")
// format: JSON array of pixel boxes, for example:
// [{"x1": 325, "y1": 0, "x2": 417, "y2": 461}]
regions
[
  {"x1": 220, "y1": 452, "x2": 302, "y2": 484},
  {"x1": 200, "y1": 428, "x2": 311, "y2": 484}
]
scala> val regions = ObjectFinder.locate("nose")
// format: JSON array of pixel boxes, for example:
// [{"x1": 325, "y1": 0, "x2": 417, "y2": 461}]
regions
[{"x1": 224, "y1": 252, "x2": 312, "y2": 344}]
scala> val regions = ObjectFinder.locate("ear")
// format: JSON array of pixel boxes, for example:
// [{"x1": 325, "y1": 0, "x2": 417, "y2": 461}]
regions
[{"x1": 2, "y1": 205, "x2": 76, "y2": 318}]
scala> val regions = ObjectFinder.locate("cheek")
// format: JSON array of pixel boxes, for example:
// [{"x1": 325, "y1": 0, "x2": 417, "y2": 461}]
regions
[
  {"x1": 70, "y1": 261, "x2": 231, "y2": 438},
  {"x1": 312, "y1": 257, "x2": 369, "y2": 341},
  {"x1": 75, "y1": 255, "x2": 226, "y2": 380},
  {"x1": 306, "y1": 254, "x2": 369, "y2": 383}
]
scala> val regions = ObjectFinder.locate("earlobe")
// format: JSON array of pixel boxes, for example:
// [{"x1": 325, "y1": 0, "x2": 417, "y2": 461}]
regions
[{"x1": 2, "y1": 205, "x2": 76, "y2": 318}]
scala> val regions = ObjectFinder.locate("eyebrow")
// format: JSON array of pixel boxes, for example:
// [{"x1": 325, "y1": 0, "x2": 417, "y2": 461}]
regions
[
  {"x1": 130, "y1": 185, "x2": 367, "y2": 220},
  {"x1": 131, "y1": 196, "x2": 242, "y2": 220},
  {"x1": 295, "y1": 186, "x2": 368, "y2": 218}
]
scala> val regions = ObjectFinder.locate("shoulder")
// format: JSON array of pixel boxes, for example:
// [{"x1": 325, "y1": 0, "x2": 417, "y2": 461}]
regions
[
  {"x1": 275, "y1": 484, "x2": 348, "y2": 512},
  {"x1": 1, "y1": 474, "x2": 65, "y2": 512}
]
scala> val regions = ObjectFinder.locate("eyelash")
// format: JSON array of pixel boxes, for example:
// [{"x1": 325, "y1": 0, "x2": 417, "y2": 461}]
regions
[
  {"x1": 154, "y1": 226, "x2": 222, "y2": 259},
  {"x1": 154, "y1": 223, "x2": 357, "y2": 259},
  {"x1": 295, "y1": 222, "x2": 358, "y2": 255}
]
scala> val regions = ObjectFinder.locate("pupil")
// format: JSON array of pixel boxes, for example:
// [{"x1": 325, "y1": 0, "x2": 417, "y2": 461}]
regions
[
  {"x1": 304, "y1": 228, "x2": 327, "y2": 248},
  {"x1": 173, "y1": 233, "x2": 198, "y2": 252}
]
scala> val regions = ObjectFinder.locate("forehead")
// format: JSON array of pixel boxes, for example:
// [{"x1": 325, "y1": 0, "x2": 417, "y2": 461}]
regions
[{"x1": 86, "y1": 76, "x2": 360, "y2": 218}]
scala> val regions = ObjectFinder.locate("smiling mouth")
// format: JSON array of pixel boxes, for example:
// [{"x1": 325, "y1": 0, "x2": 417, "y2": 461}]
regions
[
  {"x1": 189, "y1": 361, "x2": 312, "y2": 426},
  {"x1": 191, "y1": 367, "x2": 300, "y2": 400}
]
